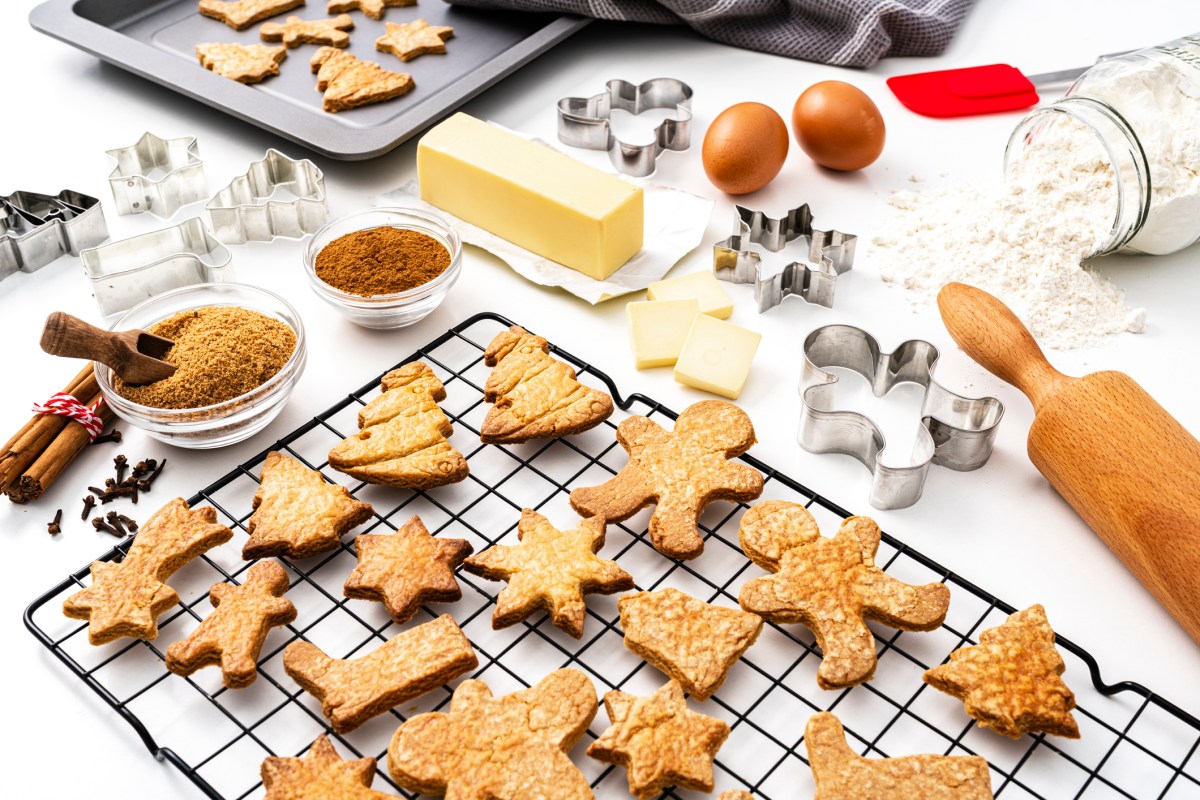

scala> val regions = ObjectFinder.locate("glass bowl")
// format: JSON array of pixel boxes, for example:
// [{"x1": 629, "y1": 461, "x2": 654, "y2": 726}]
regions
[
  {"x1": 303, "y1": 207, "x2": 462, "y2": 329},
  {"x1": 95, "y1": 283, "x2": 307, "y2": 449}
]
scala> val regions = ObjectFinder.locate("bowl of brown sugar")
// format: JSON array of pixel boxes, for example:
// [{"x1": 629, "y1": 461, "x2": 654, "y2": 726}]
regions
[
  {"x1": 96, "y1": 283, "x2": 306, "y2": 448},
  {"x1": 304, "y1": 207, "x2": 462, "y2": 329}
]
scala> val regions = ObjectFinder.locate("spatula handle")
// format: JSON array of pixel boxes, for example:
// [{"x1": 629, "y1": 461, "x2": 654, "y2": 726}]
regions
[
  {"x1": 40, "y1": 312, "x2": 122, "y2": 367},
  {"x1": 936, "y1": 283, "x2": 1071, "y2": 410}
]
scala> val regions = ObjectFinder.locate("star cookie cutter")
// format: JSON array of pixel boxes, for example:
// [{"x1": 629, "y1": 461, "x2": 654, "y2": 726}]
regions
[
  {"x1": 799, "y1": 324, "x2": 1005, "y2": 510},
  {"x1": 206, "y1": 149, "x2": 328, "y2": 244},
  {"x1": 106, "y1": 132, "x2": 207, "y2": 218},
  {"x1": 1, "y1": 190, "x2": 108, "y2": 279},
  {"x1": 557, "y1": 78, "x2": 692, "y2": 177},
  {"x1": 714, "y1": 205, "x2": 857, "y2": 312}
]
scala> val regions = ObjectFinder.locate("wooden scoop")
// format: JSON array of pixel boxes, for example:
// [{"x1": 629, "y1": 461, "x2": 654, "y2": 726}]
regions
[
  {"x1": 938, "y1": 282, "x2": 1200, "y2": 646},
  {"x1": 40, "y1": 312, "x2": 177, "y2": 386}
]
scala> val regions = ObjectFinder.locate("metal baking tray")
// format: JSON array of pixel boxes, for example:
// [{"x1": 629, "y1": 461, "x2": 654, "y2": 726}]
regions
[{"x1": 30, "y1": 0, "x2": 589, "y2": 160}]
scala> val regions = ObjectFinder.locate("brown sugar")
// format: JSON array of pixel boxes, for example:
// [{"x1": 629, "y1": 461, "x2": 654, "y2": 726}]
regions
[
  {"x1": 314, "y1": 226, "x2": 451, "y2": 297},
  {"x1": 114, "y1": 306, "x2": 296, "y2": 410}
]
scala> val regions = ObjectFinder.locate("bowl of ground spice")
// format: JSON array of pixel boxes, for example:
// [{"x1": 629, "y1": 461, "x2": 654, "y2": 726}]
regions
[
  {"x1": 304, "y1": 207, "x2": 462, "y2": 329},
  {"x1": 96, "y1": 283, "x2": 306, "y2": 448}
]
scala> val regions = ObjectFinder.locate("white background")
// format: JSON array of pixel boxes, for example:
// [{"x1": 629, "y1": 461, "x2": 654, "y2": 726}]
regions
[{"x1": 3, "y1": 0, "x2": 1200, "y2": 797}]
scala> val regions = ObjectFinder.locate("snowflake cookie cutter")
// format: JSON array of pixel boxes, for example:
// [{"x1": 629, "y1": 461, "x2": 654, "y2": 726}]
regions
[
  {"x1": 556, "y1": 78, "x2": 692, "y2": 177},
  {"x1": 713, "y1": 204, "x2": 857, "y2": 312},
  {"x1": 106, "y1": 132, "x2": 207, "y2": 218},
  {"x1": 799, "y1": 324, "x2": 1004, "y2": 510},
  {"x1": 206, "y1": 149, "x2": 328, "y2": 244}
]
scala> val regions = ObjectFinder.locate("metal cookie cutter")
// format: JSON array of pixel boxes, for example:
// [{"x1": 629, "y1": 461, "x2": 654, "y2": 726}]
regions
[
  {"x1": 799, "y1": 325, "x2": 1004, "y2": 510},
  {"x1": 82, "y1": 218, "x2": 233, "y2": 316},
  {"x1": 206, "y1": 149, "x2": 328, "y2": 244},
  {"x1": 714, "y1": 204, "x2": 857, "y2": 312},
  {"x1": 557, "y1": 78, "x2": 692, "y2": 177},
  {"x1": 107, "y1": 132, "x2": 207, "y2": 218},
  {"x1": 1, "y1": 190, "x2": 108, "y2": 279}
]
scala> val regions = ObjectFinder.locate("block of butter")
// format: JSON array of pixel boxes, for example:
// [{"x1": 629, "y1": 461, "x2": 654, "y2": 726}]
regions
[
  {"x1": 646, "y1": 271, "x2": 733, "y2": 319},
  {"x1": 417, "y1": 113, "x2": 643, "y2": 281},
  {"x1": 674, "y1": 314, "x2": 761, "y2": 400},
  {"x1": 627, "y1": 299, "x2": 700, "y2": 369}
]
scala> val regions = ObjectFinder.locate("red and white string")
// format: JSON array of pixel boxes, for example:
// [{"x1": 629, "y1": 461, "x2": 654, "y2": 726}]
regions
[{"x1": 32, "y1": 392, "x2": 106, "y2": 441}]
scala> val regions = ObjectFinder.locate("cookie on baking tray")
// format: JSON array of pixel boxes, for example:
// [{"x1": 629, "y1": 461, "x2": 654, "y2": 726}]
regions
[
  {"x1": 619, "y1": 587, "x2": 762, "y2": 700},
  {"x1": 327, "y1": 361, "x2": 469, "y2": 490},
  {"x1": 587, "y1": 679, "x2": 730, "y2": 799},
  {"x1": 805, "y1": 712, "x2": 994, "y2": 799},
  {"x1": 738, "y1": 501, "x2": 950, "y2": 690},
  {"x1": 165, "y1": 560, "x2": 296, "y2": 688},
  {"x1": 388, "y1": 668, "x2": 597, "y2": 800},
  {"x1": 375, "y1": 19, "x2": 454, "y2": 62},
  {"x1": 197, "y1": 42, "x2": 287, "y2": 83},
  {"x1": 327, "y1": 0, "x2": 414, "y2": 20},
  {"x1": 343, "y1": 514, "x2": 473, "y2": 624},
  {"x1": 311, "y1": 47, "x2": 415, "y2": 112},
  {"x1": 480, "y1": 325, "x2": 614, "y2": 444},
  {"x1": 570, "y1": 399, "x2": 763, "y2": 559},
  {"x1": 923, "y1": 604, "x2": 1079, "y2": 739},
  {"x1": 262, "y1": 734, "x2": 394, "y2": 800},
  {"x1": 199, "y1": 0, "x2": 305, "y2": 31},
  {"x1": 260, "y1": 14, "x2": 354, "y2": 47},
  {"x1": 63, "y1": 497, "x2": 233, "y2": 645},
  {"x1": 283, "y1": 613, "x2": 476, "y2": 733},
  {"x1": 462, "y1": 509, "x2": 633, "y2": 639}
]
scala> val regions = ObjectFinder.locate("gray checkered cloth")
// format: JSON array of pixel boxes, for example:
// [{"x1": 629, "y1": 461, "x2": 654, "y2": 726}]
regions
[{"x1": 447, "y1": 0, "x2": 977, "y2": 67}]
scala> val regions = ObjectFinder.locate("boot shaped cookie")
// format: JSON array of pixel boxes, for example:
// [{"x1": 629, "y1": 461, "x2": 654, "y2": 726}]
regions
[
  {"x1": 570, "y1": 400, "x2": 763, "y2": 559},
  {"x1": 480, "y1": 326, "x2": 613, "y2": 444},
  {"x1": 328, "y1": 361, "x2": 470, "y2": 490},
  {"x1": 738, "y1": 501, "x2": 949, "y2": 689}
]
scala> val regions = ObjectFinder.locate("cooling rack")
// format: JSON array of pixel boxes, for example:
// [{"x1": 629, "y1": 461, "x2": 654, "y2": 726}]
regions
[{"x1": 24, "y1": 312, "x2": 1200, "y2": 799}]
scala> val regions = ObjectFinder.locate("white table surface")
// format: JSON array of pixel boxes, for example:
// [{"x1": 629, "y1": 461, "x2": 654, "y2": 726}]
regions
[{"x1": 4, "y1": 0, "x2": 1200, "y2": 796}]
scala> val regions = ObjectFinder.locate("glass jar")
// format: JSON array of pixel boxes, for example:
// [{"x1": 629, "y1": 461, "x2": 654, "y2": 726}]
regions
[{"x1": 1005, "y1": 33, "x2": 1200, "y2": 256}]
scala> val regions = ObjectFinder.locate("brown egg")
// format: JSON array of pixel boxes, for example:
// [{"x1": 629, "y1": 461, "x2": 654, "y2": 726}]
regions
[
  {"x1": 702, "y1": 102, "x2": 790, "y2": 195},
  {"x1": 792, "y1": 81, "x2": 886, "y2": 171}
]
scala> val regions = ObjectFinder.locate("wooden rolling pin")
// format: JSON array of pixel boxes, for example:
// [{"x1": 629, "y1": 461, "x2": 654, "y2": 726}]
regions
[{"x1": 938, "y1": 282, "x2": 1200, "y2": 646}]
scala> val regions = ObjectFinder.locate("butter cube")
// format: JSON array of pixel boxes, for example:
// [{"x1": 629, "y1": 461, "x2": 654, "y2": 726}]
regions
[
  {"x1": 417, "y1": 113, "x2": 643, "y2": 281},
  {"x1": 673, "y1": 314, "x2": 761, "y2": 399},
  {"x1": 646, "y1": 271, "x2": 733, "y2": 319},
  {"x1": 626, "y1": 299, "x2": 700, "y2": 369}
]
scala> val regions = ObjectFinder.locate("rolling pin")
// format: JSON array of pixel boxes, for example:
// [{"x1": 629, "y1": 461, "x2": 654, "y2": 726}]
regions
[{"x1": 937, "y1": 282, "x2": 1200, "y2": 646}]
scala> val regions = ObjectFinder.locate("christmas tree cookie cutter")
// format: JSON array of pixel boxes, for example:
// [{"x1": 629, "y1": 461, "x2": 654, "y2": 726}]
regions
[
  {"x1": 107, "y1": 132, "x2": 207, "y2": 218},
  {"x1": 799, "y1": 324, "x2": 1004, "y2": 510},
  {"x1": 713, "y1": 204, "x2": 856, "y2": 312},
  {"x1": 0, "y1": 190, "x2": 108, "y2": 279},
  {"x1": 205, "y1": 149, "x2": 328, "y2": 244}
]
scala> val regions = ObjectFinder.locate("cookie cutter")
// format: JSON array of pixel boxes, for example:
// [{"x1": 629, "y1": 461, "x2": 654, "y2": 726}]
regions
[
  {"x1": 1, "y1": 190, "x2": 108, "y2": 279},
  {"x1": 107, "y1": 132, "x2": 207, "y2": 218},
  {"x1": 206, "y1": 149, "x2": 328, "y2": 244},
  {"x1": 556, "y1": 78, "x2": 692, "y2": 177},
  {"x1": 714, "y1": 204, "x2": 857, "y2": 312},
  {"x1": 799, "y1": 325, "x2": 1004, "y2": 510},
  {"x1": 81, "y1": 217, "x2": 234, "y2": 316}
]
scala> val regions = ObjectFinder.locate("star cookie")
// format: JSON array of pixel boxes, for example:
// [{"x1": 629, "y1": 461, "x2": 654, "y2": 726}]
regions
[
  {"x1": 388, "y1": 669, "x2": 597, "y2": 800},
  {"x1": 806, "y1": 712, "x2": 994, "y2": 799},
  {"x1": 923, "y1": 604, "x2": 1079, "y2": 739},
  {"x1": 261, "y1": 734, "x2": 394, "y2": 800},
  {"x1": 165, "y1": 561, "x2": 297, "y2": 688},
  {"x1": 619, "y1": 587, "x2": 762, "y2": 700},
  {"x1": 375, "y1": 19, "x2": 454, "y2": 62},
  {"x1": 570, "y1": 400, "x2": 763, "y2": 559},
  {"x1": 199, "y1": 0, "x2": 305, "y2": 31},
  {"x1": 738, "y1": 502, "x2": 949, "y2": 689},
  {"x1": 63, "y1": 498, "x2": 233, "y2": 645},
  {"x1": 344, "y1": 515, "x2": 473, "y2": 624},
  {"x1": 196, "y1": 42, "x2": 287, "y2": 83},
  {"x1": 327, "y1": 0, "x2": 415, "y2": 20},
  {"x1": 719, "y1": 793, "x2": 755, "y2": 800},
  {"x1": 587, "y1": 680, "x2": 730, "y2": 799},
  {"x1": 244, "y1": 451, "x2": 373, "y2": 560},
  {"x1": 260, "y1": 14, "x2": 354, "y2": 47},
  {"x1": 463, "y1": 509, "x2": 633, "y2": 639},
  {"x1": 311, "y1": 47, "x2": 414, "y2": 112}
]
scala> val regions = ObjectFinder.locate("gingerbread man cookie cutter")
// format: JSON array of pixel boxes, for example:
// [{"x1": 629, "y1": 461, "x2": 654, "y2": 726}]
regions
[
  {"x1": 714, "y1": 204, "x2": 857, "y2": 312},
  {"x1": 799, "y1": 325, "x2": 1004, "y2": 510},
  {"x1": 106, "y1": 132, "x2": 207, "y2": 218}
]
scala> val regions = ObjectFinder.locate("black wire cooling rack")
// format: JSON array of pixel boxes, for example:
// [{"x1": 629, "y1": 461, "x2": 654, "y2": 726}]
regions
[{"x1": 24, "y1": 312, "x2": 1200, "y2": 800}]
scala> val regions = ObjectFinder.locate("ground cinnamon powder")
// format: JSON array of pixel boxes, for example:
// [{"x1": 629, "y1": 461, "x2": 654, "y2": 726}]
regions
[
  {"x1": 315, "y1": 226, "x2": 451, "y2": 296},
  {"x1": 114, "y1": 306, "x2": 296, "y2": 410}
]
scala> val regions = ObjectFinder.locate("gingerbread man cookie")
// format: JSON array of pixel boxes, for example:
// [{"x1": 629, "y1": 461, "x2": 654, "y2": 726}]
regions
[
  {"x1": 570, "y1": 400, "x2": 763, "y2": 559},
  {"x1": 261, "y1": 734, "x2": 394, "y2": 800},
  {"x1": 260, "y1": 14, "x2": 354, "y2": 47}
]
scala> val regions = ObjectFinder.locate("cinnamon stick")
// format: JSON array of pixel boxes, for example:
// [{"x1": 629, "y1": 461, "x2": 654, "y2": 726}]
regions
[
  {"x1": 0, "y1": 365, "x2": 97, "y2": 494},
  {"x1": 6, "y1": 389, "x2": 114, "y2": 504}
]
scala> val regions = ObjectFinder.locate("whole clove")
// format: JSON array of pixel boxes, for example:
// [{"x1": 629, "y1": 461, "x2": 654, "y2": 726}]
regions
[
  {"x1": 81, "y1": 494, "x2": 96, "y2": 520},
  {"x1": 113, "y1": 454, "x2": 128, "y2": 483},
  {"x1": 132, "y1": 460, "x2": 148, "y2": 478},
  {"x1": 91, "y1": 429, "x2": 122, "y2": 445},
  {"x1": 87, "y1": 485, "x2": 107, "y2": 498},
  {"x1": 144, "y1": 458, "x2": 166, "y2": 488},
  {"x1": 116, "y1": 513, "x2": 138, "y2": 532},
  {"x1": 92, "y1": 516, "x2": 121, "y2": 537},
  {"x1": 47, "y1": 509, "x2": 62, "y2": 535},
  {"x1": 106, "y1": 511, "x2": 127, "y2": 536}
]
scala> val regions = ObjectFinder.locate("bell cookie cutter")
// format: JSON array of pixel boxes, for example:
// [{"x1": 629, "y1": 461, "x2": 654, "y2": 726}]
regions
[
  {"x1": 557, "y1": 78, "x2": 692, "y2": 177},
  {"x1": 1, "y1": 190, "x2": 108, "y2": 279},
  {"x1": 799, "y1": 324, "x2": 1004, "y2": 510},
  {"x1": 206, "y1": 149, "x2": 328, "y2": 244},
  {"x1": 714, "y1": 204, "x2": 857, "y2": 312},
  {"x1": 107, "y1": 132, "x2": 207, "y2": 218},
  {"x1": 82, "y1": 217, "x2": 234, "y2": 316}
]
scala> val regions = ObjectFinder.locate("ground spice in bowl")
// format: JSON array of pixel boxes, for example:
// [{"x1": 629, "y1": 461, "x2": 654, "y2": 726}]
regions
[
  {"x1": 114, "y1": 306, "x2": 297, "y2": 410},
  {"x1": 314, "y1": 226, "x2": 451, "y2": 297}
]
